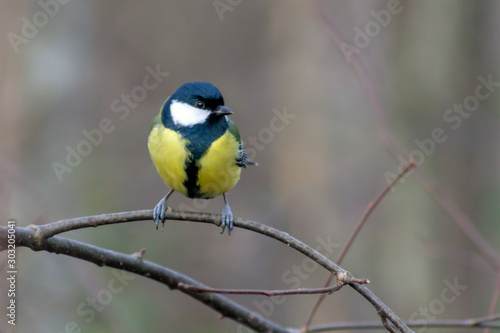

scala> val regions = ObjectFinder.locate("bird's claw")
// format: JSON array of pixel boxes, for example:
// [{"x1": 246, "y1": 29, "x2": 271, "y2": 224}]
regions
[
  {"x1": 220, "y1": 205, "x2": 234, "y2": 235},
  {"x1": 153, "y1": 196, "x2": 168, "y2": 231}
]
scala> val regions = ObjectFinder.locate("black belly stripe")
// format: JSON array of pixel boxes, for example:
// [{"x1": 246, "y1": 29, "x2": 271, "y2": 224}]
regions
[
  {"x1": 184, "y1": 158, "x2": 201, "y2": 198},
  {"x1": 183, "y1": 127, "x2": 228, "y2": 199}
]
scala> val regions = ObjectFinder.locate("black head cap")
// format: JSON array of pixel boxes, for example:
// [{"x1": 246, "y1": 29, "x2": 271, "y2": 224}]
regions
[{"x1": 170, "y1": 82, "x2": 225, "y2": 110}]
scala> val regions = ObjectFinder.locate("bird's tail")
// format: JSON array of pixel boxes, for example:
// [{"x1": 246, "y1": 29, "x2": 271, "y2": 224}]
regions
[{"x1": 246, "y1": 159, "x2": 258, "y2": 166}]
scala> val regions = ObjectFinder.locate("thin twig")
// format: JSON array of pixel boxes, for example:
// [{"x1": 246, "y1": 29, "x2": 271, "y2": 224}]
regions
[
  {"x1": 421, "y1": 180, "x2": 500, "y2": 270},
  {"x1": 177, "y1": 281, "x2": 346, "y2": 297},
  {"x1": 3, "y1": 210, "x2": 413, "y2": 333},
  {"x1": 177, "y1": 277, "x2": 369, "y2": 297},
  {"x1": 307, "y1": 313, "x2": 500, "y2": 331},
  {"x1": 316, "y1": 2, "x2": 499, "y2": 269},
  {"x1": 336, "y1": 161, "x2": 416, "y2": 265},
  {"x1": 484, "y1": 271, "x2": 500, "y2": 333},
  {"x1": 311, "y1": 5, "x2": 500, "y2": 332},
  {"x1": 302, "y1": 161, "x2": 416, "y2": 331},
  {"x1": 468, "y1": 313, "x2": 500, "y2": 325}
]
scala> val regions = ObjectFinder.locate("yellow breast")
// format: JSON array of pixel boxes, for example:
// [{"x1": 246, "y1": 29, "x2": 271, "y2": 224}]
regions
[
  {"x1": 198, "y1": 130, "x2": 242, "y2": 198},
  {"x1": 148, "y1": 125, "x2": 190, "y2": 196},
  {"x1": 148, "y1": 123, "x2": 242, "y2": 199}
]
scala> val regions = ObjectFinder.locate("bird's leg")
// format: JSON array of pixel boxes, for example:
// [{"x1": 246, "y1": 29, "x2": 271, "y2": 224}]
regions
[
  {"x1": 220, "y1": 193, "x2": 234, "y2": 235},
  {"x1": 153, "y1": 189, "x2": 174, "y2": 231}
]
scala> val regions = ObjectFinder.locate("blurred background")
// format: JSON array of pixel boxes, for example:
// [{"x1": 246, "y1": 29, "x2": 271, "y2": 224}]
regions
[{"x1": 1, "y1": 1, "x2": 500, "y2": 332}]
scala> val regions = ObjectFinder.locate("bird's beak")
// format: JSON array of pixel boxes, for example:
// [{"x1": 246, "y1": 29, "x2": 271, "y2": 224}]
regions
[{"x1": 211, "y1": 105, "x2": 233, "y2": 116}]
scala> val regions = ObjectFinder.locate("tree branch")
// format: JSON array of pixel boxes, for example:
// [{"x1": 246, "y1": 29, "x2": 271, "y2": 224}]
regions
[
  {"x1": 307, "y1": 313, "x2": 500, "y2": 331},
  {"x1": 11, "y1": 226, "x2": 290, "y2": 333},
  {"x1": 28, "y1": 209, "x2": 347, "y2": 276},
  {"x1": 382, "y1": 315, "x2": 398, "y2": 333},
  {"x1": 3, "y1": 209, "x2": 413, "y2": 332}
]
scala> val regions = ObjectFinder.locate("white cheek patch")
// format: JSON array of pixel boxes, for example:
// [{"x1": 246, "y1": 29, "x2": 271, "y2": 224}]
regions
[{"x1": 170, "y1": 100, "x2": 210, "y2": 126}]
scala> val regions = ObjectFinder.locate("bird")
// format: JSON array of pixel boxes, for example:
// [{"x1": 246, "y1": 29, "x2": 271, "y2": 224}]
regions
[{"x1": 148, "y1": 82, "x2": 249, "y2": 235}]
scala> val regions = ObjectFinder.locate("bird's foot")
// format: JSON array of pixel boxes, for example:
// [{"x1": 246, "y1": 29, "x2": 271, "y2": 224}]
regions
[
  {"x1": 220, "y1": 200, "x2": 234, "y2": 235},
  {"x1": 153, "y1": 190, "x2": 174, "y2": 231},
  {"x1": 153, "y1": 197, "x2": 168, "y2": 230}
]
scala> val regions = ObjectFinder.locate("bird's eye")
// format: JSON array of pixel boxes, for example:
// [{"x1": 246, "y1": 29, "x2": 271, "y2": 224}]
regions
[{"x1": 195, "y1": 101, "x2": 205, "y2": 109}]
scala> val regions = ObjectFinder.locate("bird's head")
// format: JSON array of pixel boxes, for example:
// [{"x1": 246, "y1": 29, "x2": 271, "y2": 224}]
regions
[{"x1": 165, "y1": 82, "x2": 232, "y2": 127}]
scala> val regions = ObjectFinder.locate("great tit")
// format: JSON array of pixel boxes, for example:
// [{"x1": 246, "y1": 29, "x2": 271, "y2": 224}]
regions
[{"x1": 148, "y1": 82, "x2": 248, "y2": 235}]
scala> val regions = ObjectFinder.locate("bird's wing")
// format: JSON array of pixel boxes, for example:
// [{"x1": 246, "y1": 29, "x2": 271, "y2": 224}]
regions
[
  {"x1": 227, "y1": 118, "x2": 241, "y2": 142},
  {"x1": 151, "y1": 110, "x2": 162, "y2": 130},
  {"x1": 151, "y1": 97, "x2": 171, "y2": 130},
  {"x1": 228, "y1": 119, "x2": 248, "y2": 168}
]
